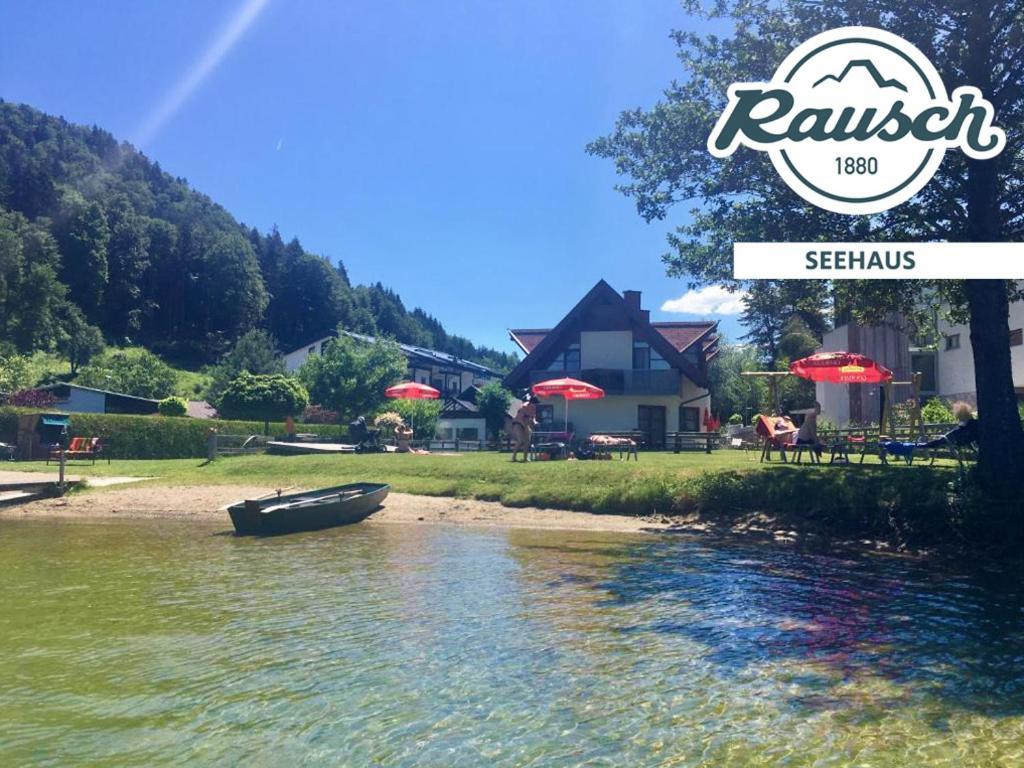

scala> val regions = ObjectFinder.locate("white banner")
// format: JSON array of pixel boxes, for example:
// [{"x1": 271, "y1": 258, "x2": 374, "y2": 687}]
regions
[{"x1": 733, "y1": 242, "x2": 1024, "y2": 279}]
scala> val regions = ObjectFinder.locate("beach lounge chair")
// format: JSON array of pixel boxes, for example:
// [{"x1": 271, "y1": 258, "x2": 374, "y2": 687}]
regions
[
  {"x1": 47, "y1": 436, "x2": 104, "y2": 465},
  {"x1": 755, "y1": 415, "x2": 796, "y2": 463}
]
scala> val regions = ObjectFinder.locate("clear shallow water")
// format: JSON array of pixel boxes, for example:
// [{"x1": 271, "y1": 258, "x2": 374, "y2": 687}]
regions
[{"x1": 2, "y1": 520, "x2": 1024, "y2": 767}]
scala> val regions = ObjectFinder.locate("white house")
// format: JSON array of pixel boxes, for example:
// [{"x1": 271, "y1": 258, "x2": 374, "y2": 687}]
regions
[
  {"x1": 282, "y1": 330, "x2": 502, "y2": 396},
  {"x1": 935, "y1": 299, "x2": 1024, "y2": 405},
  {"x1": 504, "y1": 280, "x2": 718, "y2": 447},
  {"x1": 816, "y1": 292, "x2": 1024, "y2": 426}
]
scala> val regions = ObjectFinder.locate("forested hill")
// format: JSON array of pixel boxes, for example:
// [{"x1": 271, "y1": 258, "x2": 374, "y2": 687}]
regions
[{"x1": 0, "y1": 101, "x2": 516, "y2": 371}]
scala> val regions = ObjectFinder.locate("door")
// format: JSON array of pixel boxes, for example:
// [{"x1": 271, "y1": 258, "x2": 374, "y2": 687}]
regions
[{"x1": 637, "y1": 405, "x2": 666, "y2": 449}]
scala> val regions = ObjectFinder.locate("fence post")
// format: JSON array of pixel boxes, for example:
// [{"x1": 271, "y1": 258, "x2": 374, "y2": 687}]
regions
[
  {"x1": 207, "y1": 428, "x2": 217, "y2": 462},
  {"x1": 58, "y1": 446, "x2": 66, "y2": 496}
]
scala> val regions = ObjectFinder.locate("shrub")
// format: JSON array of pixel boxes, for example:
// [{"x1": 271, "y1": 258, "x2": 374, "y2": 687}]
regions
[
  {"x1": 0, "y1": 406, "x2": 344, "y2": 459},
  {"x1": 0, "y1": 353, "x2": 32, "y2": 394},
  {"x1": 727, "y1": 413, "x2": 743, "y2": 425},
  {"x1": 7, "y1": 389, "x2": 58, "y2": 408},
  {"x1": 77, "y1": 348, "x2": 177, "y2": 399},
  {"x1": 302, "y1": 404, "x2": 339, "y2": 424},
  {"x1": 387, "y1": 399, "x2": 442, "y2": 439},
  {"x1": 374, "y1": 411, "x2": 404, "y2": 433},
  {"x1": 921, "y1": 397, "x2": 954, "y2": 424},
  {"x1": 217, "y1": 373, "x2": 309, "y2": 424},
  {"x1": 157, "y1": 396, "x2": 188, "y2": 417}
]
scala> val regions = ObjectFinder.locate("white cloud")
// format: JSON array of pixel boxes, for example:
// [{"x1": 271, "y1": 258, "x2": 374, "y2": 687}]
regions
[{"x1": 660, "y1": 286, "x2": 747, "y2": 315}]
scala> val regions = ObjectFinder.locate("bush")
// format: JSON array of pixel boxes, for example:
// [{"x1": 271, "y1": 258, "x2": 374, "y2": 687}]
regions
[
  {"x1": 727, "y1": 413, "x2": 743, "y2": 425},
  {"x1": 7, "y1": 389, "x2": 58, "y2": 408},
  {"x1": 374, "y1": 411, "x2": 404, "y2": 433},
  {"x1": 217, "y1": 373, "x2": 308, "y2": 423},
  {"x1": 921, "y1": 397, "x2": 954, "y2": 424},
  {"x1": 387, "y1": 399, "x2": 442, "y2": 440},
  {"x1": 77, "y1": 348, "x2": 177, "y2": 399},
  {"x1": 0, "y1": 406, "x2": 343, "y2": 459},
  {"x1": 302, "y1": 404, "x2": 339, "y2": 424},
  {"x1": 157, "y1": 396, "x2": 188, "y2": 417}
]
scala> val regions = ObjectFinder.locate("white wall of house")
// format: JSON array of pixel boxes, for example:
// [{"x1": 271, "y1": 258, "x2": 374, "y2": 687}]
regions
[
  {"x1": 580, "y1": 331, "x2": 632, "y2": 369},
  {"x1": 283, "y1": 337, "x2": 333, "y2": 372},
  {"x1": 936, "y1": 299, "x2": 1024, "y2": 404},
  {"x1": 816, "y1": 324, "x2": 851, "y2": 426},
  {"x1": 437, "y1": 417, "x2": 486, "y2": 441},
  {"x1": 55, "y1": 387, "x2": 107, "y2": 414},
  {"x1": 540, "y1": 394, "x2": 711, "y2": 437},
  {"x1": 285, "y1": 341, "x2": 494, "y2": 393}
]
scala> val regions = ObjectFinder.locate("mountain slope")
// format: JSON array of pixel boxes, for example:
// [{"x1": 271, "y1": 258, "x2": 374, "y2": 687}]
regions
[{"x1": 0, "y1": 101, "x2": 516, "y2": 371}]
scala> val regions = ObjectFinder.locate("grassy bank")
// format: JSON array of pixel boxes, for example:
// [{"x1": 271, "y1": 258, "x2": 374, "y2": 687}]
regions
[{"x1": 7, "y1": 451, "x2": 960, "y2": 548}]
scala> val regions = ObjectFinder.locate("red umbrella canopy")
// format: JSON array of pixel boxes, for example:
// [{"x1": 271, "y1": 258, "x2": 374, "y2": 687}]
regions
[
  {"x1": 531, "y1": 377, "x2": 605, "y2": 400},
  {"x1": 385, "y1": 382, "x2": 441, "y2": 400},
  {"x1": 789, "y1": 352, "x2": 893, "y2": 384}
]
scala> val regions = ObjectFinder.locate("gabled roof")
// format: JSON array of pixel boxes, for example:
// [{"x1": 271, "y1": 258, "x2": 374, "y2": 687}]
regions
[
  {"x1": 37, "y1": 382, "x2": 160, "y2": 405},
  {"x1": 509, "y1": 320, "x2": 719, "y2": 356},
  {"x1": 504, "y1": 280, "x2": 712, "y2": 389},
  {"x1": 285, "y1": 330, "x2": 501, "y2": 378}
]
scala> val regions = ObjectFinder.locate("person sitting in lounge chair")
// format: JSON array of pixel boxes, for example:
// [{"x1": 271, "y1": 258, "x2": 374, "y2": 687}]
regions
[
  {"x1": 791, "y1": 403, "x2": 823, "y2": 459},
  {"x1": 919, "y1": 402, "x2": 978, "y2": 450},
  {"x1": 881, "y1": 402, "x2": 978, "y2": 465}
]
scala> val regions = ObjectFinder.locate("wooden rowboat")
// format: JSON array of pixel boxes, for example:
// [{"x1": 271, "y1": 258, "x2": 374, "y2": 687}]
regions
[{"x1": 227, "y1": 483, "x2": 389, "y2": 536}]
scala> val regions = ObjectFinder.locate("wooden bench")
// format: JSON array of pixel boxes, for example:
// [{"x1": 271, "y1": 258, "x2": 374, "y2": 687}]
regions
[{"x1": 667, "y1": 431, "x2": 717, "y2": 454}]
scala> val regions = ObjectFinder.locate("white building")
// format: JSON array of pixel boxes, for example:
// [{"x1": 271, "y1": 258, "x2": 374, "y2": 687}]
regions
[
  {"x1": 504, "y1": 281, "x2": 718, "y2": 447},
  {"x1": 935, "y1": 299, "x2": 1024, "y2": 405},
  {"x1": 283, "y1": 330, "x2": 501, "y2": 396},
  {"x1": 816, "y1": 293, "x2": 1024, "y2": 426}
]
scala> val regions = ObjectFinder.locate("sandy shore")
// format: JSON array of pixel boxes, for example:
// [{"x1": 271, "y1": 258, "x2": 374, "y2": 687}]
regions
[{"x1": 0, "y1": 483, "x2": 669, "y2": 533}]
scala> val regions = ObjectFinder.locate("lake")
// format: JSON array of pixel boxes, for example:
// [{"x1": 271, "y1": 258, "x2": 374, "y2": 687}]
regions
[{"x1": 2, "y1": 517, "x2": 1024, "y2": 766}]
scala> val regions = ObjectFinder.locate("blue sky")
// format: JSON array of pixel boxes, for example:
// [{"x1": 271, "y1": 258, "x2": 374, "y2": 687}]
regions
[{"x1": 0, "y1": 0, "x2": 744, "y2": 353}]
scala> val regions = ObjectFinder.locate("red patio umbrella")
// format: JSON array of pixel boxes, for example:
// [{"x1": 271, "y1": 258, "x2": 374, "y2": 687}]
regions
[
  {"x1": 531, "y1": 377, "x2": 605, "y2": 432},
  {"x1": 385, "y1": 382, "x2": 441, "y2": 438},
  {"x1": 789, "y1": 352, "x2": 893, "y2": 384},
  {"x1": 385, "y1": 382, "x2": 441, "y2": 400}
]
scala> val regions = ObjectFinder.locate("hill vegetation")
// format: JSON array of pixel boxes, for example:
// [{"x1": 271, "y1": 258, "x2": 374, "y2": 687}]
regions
[{"x1": 0, "y1": 101, "x2": 515, "y2": 372}]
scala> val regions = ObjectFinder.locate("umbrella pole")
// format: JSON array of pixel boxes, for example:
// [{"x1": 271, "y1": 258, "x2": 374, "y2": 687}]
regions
[{"x1": 564, "y1": 397, "x2": 569, "y2": 433}]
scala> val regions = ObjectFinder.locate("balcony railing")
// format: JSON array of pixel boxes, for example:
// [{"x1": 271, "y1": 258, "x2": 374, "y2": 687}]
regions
[{"x1": 528, "y1": 368, "x2": 680, "y2": 396}]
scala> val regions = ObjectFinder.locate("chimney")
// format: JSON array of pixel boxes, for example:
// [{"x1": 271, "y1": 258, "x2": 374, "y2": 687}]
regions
[{"x1": 623, "y1": 290, "x2": 642, "y2": 311}]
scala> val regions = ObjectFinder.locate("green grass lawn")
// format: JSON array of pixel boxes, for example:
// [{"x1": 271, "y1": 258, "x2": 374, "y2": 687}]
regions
[{"x1": 6, "y1": 449, "x2": 959, "y2": 523}]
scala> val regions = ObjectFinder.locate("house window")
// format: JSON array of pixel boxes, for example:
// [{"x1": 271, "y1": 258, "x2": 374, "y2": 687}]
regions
[
  {"x1": 945, "y1": 334, "x2": 960, "y2": 351},
  {"x1": 307, "y1": 346, "x2": 316, "y2": 355},
  {"x1": 633, "y1": 341, "x2": 669, "y2": 370},
  {"x1": 1011, "y1": 328, "x2": 1023, "y2": 347},
  {"x1": 546, "y1": 343, "x2": 580, "y2": 372},
  {"x1": 456, "y1": 427, "x2": 479, "y2": 441},
  {"x1": 536, "y1": 404, "x2": 555, "y2": 426},
  {"x1": 679, "y1": 406, "x2": 700, "y2": 432}
]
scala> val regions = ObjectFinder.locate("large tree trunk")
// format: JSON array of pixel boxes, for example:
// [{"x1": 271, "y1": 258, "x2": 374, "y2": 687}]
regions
[
  {"x1": 964, "y1": 280, "x2": 1024, "y2": 502},
  {"x1": 962, "y1": 1, "x2": 1024, "y2": 506}
]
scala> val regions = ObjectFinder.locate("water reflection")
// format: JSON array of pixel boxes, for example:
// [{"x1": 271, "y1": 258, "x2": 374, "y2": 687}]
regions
[{"x1": 2, "y1": 518, "x2": 1024, "y2": 766}]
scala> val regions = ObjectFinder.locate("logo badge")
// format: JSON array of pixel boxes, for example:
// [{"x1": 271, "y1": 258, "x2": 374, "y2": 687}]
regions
[{"x1": 708, "y1": 27, "x2": 1005, "y2": 214}]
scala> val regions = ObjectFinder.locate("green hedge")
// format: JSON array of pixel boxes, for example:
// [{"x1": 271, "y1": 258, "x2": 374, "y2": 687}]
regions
[{"x1": 0, "y1": 407, "x2": 345, "y2": 459}]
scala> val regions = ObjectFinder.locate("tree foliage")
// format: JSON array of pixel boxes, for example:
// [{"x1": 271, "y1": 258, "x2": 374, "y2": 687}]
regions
[
  {"x1": 0, "y1": 101, "x2": 516, "y2": 371},
  {"x1": 588, "y1": 0, "x2": 1024, "y2": 501},
  {"x1": 388, "y1": 399, "x2": 442, "y2": 440},
  {"x1": 476, "y1": 381, "x2": 514, "y2": 440},
  {"x1": 205, "y1": 329, "x2": 284, "y2": 408},
  {"x1": 77, "y1": 348, "x2": 177, "y2": 399},
  {"x1": 217, "y1": 372, "x2": 309, "y2": 424},
  {"x1": 297, "y1": 333, "x2": 408, "y2": 423}
]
